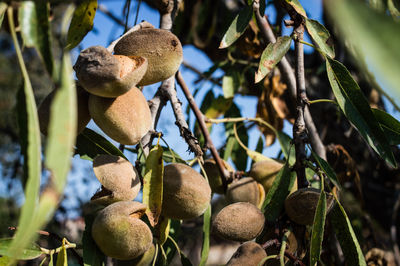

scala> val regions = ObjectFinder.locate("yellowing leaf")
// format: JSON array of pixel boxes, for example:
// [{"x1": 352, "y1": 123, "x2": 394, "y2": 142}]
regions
[
  {"x1": 143, "y1": 144, "x2": 164, "y2": 227},
  {"x1": 66, "y1": 0, "x2": 97, "y2": 49},
  {"x1": 219, "y1": 5, "x2": 252, "y2": 49}
]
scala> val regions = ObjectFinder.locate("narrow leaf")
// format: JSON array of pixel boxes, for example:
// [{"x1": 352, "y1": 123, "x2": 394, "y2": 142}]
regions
[
  {"x1": 327, "y1": 0, "x2": 400, "y2": 106},
  {"x1": 388, "y1": 0, "x2": 400, "y2": 18},
  {"x1": 326, "y1": 58, "x2": 396, "y2": 167},
  {"x1": 0, "y1": 238, "x2": 43, "y2": 260},
  {"x1": 0, "y1": 3, "x2": 7, "y2": 27},
  {"x1": 156, "y1": 217, "x2": 170, "y2": 245},
  {"x1": 284, "y1": 0, "x2": 307, "y2": 17},
  {"x1": 310, "y1": 191, "x2": 327, "y2": 266},
  {"x1": 262, "y1": 162, "x2": 296, "y2": 221},
  {"x1": 19, "y1": 1, "x2": 53, "y2": 75},
  {"x1": 372, "y1": 108, "x2": 400, "y2": 145},
  {"x1": 143, "y1": 144, "x2": 164, "y2": 227},
  {"x1": 247, "y1": 149, "x2": 274, "y2": 163},
  {"x1": 83, "y1": 212, "x2": 106, "y2": 266},
  {"x1": 255, "y1": 36, "x2": 292, "y2": 83},
  {"x1": 222, "y1": 69, "x2": 240, "y2": 98},
  {"x1": 66, "y1": 0, "x2": 97, "y2": 49},
  {"x1": 311, "y1": 150, "x2": 341, "y2": 190},
  {"x1": 7, "y1": 6, "x2": 42, "y2": 258},
  {"x1": 75, "y1": 128, "x2": 127, "y2": 160},
  {"x1": 276, "y1": 131, "x2": 295, "y2": 166},
  {"x1": 160, "y1": 146, "x2": 187, "y2": 164},
  {"x1": 305, "y1": 19, "x2": 335, "y2": 58},
  {"x1": 45, "y1": 48, "x2": 77, "y2": 193},
  {"x1": 329, "y1": 198, "x2": 366, "y2": 266},
  {"x1": 199, "y1": 204, "x2": 211, "y2": 266},
  {"x1": 219, "y1": 5, "x2": 253, "y2": 48},
  {"x1": 56, "y1": 242, "x2": 67, "y2": 266}
]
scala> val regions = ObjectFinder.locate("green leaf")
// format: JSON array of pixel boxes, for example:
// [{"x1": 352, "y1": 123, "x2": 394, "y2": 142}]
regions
[
  {"x1": 310, "y1": 191, "x2": 327, "y2": 266},
  {"x1": 388, "y1": 0, "x2": 400, "y2": 18},
  {"x1": 224, "y1": 104, "x2": 248, "y2": 170},
  {"x1": 372, "y1": 108, "x2": 400, "y2": 145},
  {"x1": 156, "y1": 217, "x2": 170, "y2": 245},
  {"x1": 45, "y1": 49, "x2": 77, "y2": 193},
  {"x1": 66, "y1": 0, "x2": 97, "y2": 49},
  {"x1": 261, "y1": 162, "x2": 296, "y2": 221},
  {"x1": 326, "y1": 0, "x2": 400, "y2": 110},
  {"x1": 143, "y1": 144, "x2": 164, "y2": 227},
  {"x1": 305, "y1": 19, "x2": 335, "y2": 58},
  {"x1": 0, "y1": 3, "x2": 7, "y2": 28},
  {"x1": 219, "y1": 5, "x2": 253, "y2": 49},
  {"x1": 222, "y1": 69, "x2": 240, "y2": 98},
  {"x1": 7, "y1": 5, "x2": 42, "y2": 259},
  {"x1": 276, "y1": 131, "x2": 295, "y2": 166},
  {"x1": 56, "y1": 242, "x2": 67, "y2": 266},
  {"x1": 311, "y1": 150, "x2": 341, "y2": 190},
  {"x1": 255, "y1": 36, "x2": 292, "y2": 83},
  {"x1": 199, "y1": 204, "x2": 211, "y2": 266},
  {"x1": 329, "y1": 198, "x2": 366, "y2": 266},
  {"x1": 284, "y1": 0, "x2": 307, "y2": 17},
  {"x1": 83, "y1": 212, "x2": 106, "y2": 266},
  {"x1": 19, "y1": 1, "x2": 53, "y2": 75},
  {"x1": 75, "y1": 128, "x2": 127, "y2": 161},
  {"x1": 326, "y1": 58, "x2": 396, "y2": 167},
  {"x1": 0, "y1": 238, "x2": 43, "y2": 260}
]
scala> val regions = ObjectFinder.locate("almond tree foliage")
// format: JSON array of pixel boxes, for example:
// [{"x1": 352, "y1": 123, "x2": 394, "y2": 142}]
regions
[{"x1": 0, "y1": 0, "x2": 400, "y2": 265}]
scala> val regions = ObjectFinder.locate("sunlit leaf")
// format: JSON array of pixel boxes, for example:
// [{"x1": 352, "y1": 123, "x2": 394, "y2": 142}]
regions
[
  {"x1": 388, "y1": 0, "x2": 400, "y2": 18},
  {"x1": 156, "y1": 217, "x2": 170, "y2": 245},
  {"x1": 326, "y1": 58, "x2": 396, "y2": 167},
  {"x1": 222, "y1": 69, "x2": 240, "y2": 98},
  {"x1": 66, "y1": 0, "x2": 97, "y2": 49},
  {"x1": 247, "y1": 149, "x2": 274, "y2": 163},
  {"x1": 372, "y1": 108, "x2": 400, "y2": 145},
  {"x1": 143, "y1": 144, "x2": 164, "y2": 227},
  {"x1": 310, "y1": 190, "x2": 327, "y2": 266},
  {"x1": 45, "y1": 48, "x2": 77, "y2": 193},
  {"x1": 75, "y1": 128, "x2": 127, "y2": 161},
  {"x1": 255, "y1": 36, "x2": 292, "y2": 83},
  {"x1": 19, "y1": 1, "x2": 53, "y2": 75},
  {"x1": 327, "y1": 0, "x2": 400, "y2": 108},
  {"x1": 219, "y1": 5, "x2": 253, "y2": 48},
  {"x1": 0, "y1": 3, "x2": 7, "y2": 27},
  {"x1": 311, "y1": 150, "x2": 341, "y2": 190},
  {"x1": 56, "y1": 241, "x2": 67, "y2": 266},
  {"x1": 199, "y1": 204, "x2": 211, "y2": 266},
  {"x1": 0, "y1": 238, "x2": 43, "y2": 260},
  {"x1": 305, "y1": 19, "x2": 334, "y2": 58},
  {"x1": 261, "y1": 162, "x2": 296, "y2": 221},
  {"x1": 160, "y1": 146, "x2": 187, "y2": 164},
  {"x1": 283, "y1": 0, "x2": 307, "y2": 17},
  {"x1": 329, "y1": 198, "x2": 366, "y2": 266},
  {"x1": 7, "y1": 6, "x2": 42, "y2": 259}
]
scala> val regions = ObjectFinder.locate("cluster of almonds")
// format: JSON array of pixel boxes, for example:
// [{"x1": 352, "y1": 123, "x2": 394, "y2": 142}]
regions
[
  {"x1": 39, "y1": 23, "x2": 183, "y2": 145},
  {"x1": 204, "y1": 159, "x2": 335, "y2": 264},
  {"x1": 88, "y1": 155, "x2": 211, "y2": 260}
]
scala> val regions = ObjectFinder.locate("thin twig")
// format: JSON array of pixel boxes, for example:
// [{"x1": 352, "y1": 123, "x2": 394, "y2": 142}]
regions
[
  {"x1": 253, "y1": 0, "x2": 326, "y2": 161},
  {"x1": 176, "y1": 71, "x2": 230, "y2": 190}
]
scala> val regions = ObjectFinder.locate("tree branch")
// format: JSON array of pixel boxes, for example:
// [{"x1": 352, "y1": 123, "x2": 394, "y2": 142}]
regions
[
  {"x1": 176, "y1": 71, "x2": 230, "y2": 191},
  {"x1": 253, "y1": 1, "x2": 326, "y2": 161},
  {"x1": 292, "y1": 19, "x2": 308, "y2": 188}
]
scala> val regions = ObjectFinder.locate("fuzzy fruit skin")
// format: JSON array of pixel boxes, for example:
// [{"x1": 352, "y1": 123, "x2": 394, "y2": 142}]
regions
[
  {"x1": 249, "y1": 160, "x2": 283, "y2": 193},
  {"x1": 91, "y1": 155, "x2": 141, "y2": 205},
  {"x1": 74, "y1": 46, "x2": 148, "y2": 98},
  {"x1": 213, "y1": 202, "x2": 265, "y2": 242},
  {"x1": 284, "y1": 187, "x2": 334, "y2": 225},
  {"x1": 114, "y1": 28, "x2": 183, "y2": 86},
  {"x1": 226, "y1": 177, "x2": 264, "y2": 207},
  {"x1": 89, "y1": 87, "x2": 151, "y2": 145},
  {"x1": 91, "y1": 201, "x2": 153, "y2": 260},
  {"x1": 162, "y1": 163, "x2": 211, "y2": 220},
  {"x1": 203, "y1": 159, "x2": 233, "y2": 194},
  {"x1": 38, "y1": 83, "x2": 90, "y2": 135},
  {"x1": 226, "y1": 241, "x2": 267, "y2": 266}
]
